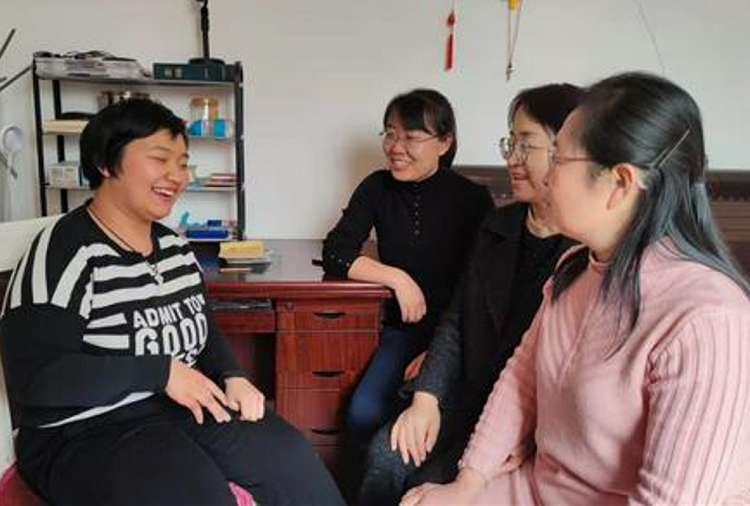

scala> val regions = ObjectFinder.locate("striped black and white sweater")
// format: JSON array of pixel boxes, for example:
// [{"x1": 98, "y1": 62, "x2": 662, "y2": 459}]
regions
[{"x1": 0, "y1": 204, "x2": 242, "y2": 429}]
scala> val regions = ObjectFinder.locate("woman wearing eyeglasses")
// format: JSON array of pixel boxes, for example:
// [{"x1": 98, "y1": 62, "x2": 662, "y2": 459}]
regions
[
  {"x1": 355, "y1": 83, "x2": 582, "y2": 506},
  {"x1": 401, "y1": 72, "x2": 750, "y2": 506},
  {"x1": 322, "y1": 89, "x2": 493, "y2": 448}
]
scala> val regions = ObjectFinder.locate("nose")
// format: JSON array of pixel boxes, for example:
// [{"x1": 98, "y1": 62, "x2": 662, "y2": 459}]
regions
[
  {"x1": 385, "y1": 137, "x2": 408, "y2": 154},
  {"x1": 166, "y1": 161, "x2": 189, "y2": 184}
]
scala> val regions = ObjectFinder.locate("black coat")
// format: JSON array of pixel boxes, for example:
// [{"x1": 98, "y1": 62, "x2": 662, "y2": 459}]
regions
[{"x1": 412, "y1": 202, "x2": 576, "y2": 412}]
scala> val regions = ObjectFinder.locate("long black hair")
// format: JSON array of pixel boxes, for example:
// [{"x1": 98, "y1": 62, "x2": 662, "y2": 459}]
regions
[
  {"x1": 383, "y1": 88, "x2": 457, "y2": 170},
  {"x1": 552, "y1": 72, "x2": 750, "y2": 336}
]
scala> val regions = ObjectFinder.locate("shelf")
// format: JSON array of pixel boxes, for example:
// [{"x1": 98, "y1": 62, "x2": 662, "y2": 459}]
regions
[
  {"x1": 32, "y1": 60, "x2": 246, "y2": 240},
  {"x1": 45, "y1": 185, "x2": 236, "y2": 193},
  {"x1": 187, "y1": 135, "x2": 234, "y2": 142},
  {"x1": 35, "y1": 74, "x2": 236, "y2": 88},
  {"x1": 43, "y1": 131, "x2": 235, "y2": 141},
  {"x1": 186, "y1": 186, "x2": 236, "y2": 192}
]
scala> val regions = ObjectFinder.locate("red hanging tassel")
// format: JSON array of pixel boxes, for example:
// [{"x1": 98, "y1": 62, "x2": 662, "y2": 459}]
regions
[{"x1": 445, "y1": 8, "x2": 456, "y2": 71}]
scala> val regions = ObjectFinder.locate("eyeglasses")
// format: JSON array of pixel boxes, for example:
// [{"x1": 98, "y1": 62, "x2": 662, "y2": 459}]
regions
[
  {"x1": 380, "y1": 130, "x2": 439, "y2": 151},
  {"x1": 498, "y1": 136, "x2": 550, "y2": 163},
  {"x1": 547, "y1": 147, "x2": 594, "y2": 167}
]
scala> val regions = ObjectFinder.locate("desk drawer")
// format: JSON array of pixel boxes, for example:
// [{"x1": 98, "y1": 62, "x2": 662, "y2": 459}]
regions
[
  {"x1": 277, "y1": 300, "x2": 381, "y2": 331},
  {"x1": 276, "y1": 332, "x2": 377, "y2": 388},
  {"x1": 213, "y1": 309, "x2": 276, "y2": 335},
  {"x1": 276, "y1": 388, "x2": 349, "y2": 445}
]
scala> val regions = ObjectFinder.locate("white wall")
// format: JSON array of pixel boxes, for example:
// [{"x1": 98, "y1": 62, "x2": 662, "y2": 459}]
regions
[{"x1": 0, "y1": 0, "x2": 748, "y2": 238}]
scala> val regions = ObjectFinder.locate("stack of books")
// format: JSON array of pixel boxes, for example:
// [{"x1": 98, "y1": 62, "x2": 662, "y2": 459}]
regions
[
  {"x1": 200, "y1": 172, "x2": 236, "y2": 188},
  {"x1": 218, "y1": 240, "x2": 273, "y2": 272}
]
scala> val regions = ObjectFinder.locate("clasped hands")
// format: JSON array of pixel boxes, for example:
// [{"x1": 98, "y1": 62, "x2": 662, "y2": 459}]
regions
[{"x1": 165, "y1": 358, "x2": 265, "y2": 424}]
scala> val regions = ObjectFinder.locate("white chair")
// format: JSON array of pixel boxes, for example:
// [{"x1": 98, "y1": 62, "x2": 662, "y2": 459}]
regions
[
  {"x1": 0, "y1": 215, "x2": 253, "y2": 505},
  {"x1": 0, "y1": 215, "x2": 62, "y2": 505}
]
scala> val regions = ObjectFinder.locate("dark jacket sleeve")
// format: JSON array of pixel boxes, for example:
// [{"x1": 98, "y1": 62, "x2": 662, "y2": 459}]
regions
[
  {"x1": 322, "y1": 174, "x2": 378, "y2": 277},
  {"x1": 1, "y1": 304, "x2": 170, "y2": 409},
  {"x1": 408, "y1": 275, "x2": 465, "y2": 404},
  {"x1": 477, "y1": 185, "x2": 495, "y2": 223}
]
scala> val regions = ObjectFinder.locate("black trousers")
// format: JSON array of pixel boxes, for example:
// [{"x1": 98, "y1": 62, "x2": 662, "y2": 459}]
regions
[
  {"x1": 356, "y1": 407, "x2": 479, "y2": 506},
  {"x1": 18, "y1": 403, "x2": 345, "y2": 506}
]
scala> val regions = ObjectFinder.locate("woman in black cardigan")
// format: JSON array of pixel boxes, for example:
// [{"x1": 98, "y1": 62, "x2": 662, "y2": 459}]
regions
[{"x1": 356, "y1": 83, "x2": 583, "y2": 506}]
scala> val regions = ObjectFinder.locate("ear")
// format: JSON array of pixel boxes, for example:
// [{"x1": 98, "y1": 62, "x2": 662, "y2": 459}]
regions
[
  {"x1": 605, "y1": 163, "x2": 641, "y2": 210},
  {"x1": 98, "y1": 166, "x2": 111, "y2": 178},
  {"x1": 437, "y1": 134, "x2": 453, "y2": 156}
]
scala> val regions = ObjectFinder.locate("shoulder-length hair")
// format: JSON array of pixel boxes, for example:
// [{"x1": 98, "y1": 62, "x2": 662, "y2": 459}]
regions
[{"x1": 552, "y1": 72, "x2": 750, "y2": 336}]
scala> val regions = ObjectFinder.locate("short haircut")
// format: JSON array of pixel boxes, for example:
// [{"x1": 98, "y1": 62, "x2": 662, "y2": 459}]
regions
[
  {"x1": 80, "y1": 98, "x2": 188, "y2": 188},
  {"x1": 508, "y1": 83, "x2": 583, "y2": 135},
  {"x1": 383, "y1": 88, "x2": 457, "y2": 170}
]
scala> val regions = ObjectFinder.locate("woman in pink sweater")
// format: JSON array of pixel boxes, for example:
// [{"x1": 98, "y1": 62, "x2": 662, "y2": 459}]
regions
[{"x1": 401, "y1": 72, "x2": 750, "y2": 505}]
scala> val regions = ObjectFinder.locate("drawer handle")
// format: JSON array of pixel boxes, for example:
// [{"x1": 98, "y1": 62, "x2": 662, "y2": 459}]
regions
[
  {"x1": 313, "y1": 310, "x2": 345, "y2": 319},
  {"x1": 311, "y1": 427, "x2": 341, "y2": 436},
  {"x1": 312, "y1": 370, "x2": 344, "y2": 378}
]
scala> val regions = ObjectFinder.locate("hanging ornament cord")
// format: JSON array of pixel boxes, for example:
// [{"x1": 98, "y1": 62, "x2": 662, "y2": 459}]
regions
[
  {"x1": 506, "y1": 0, "x2": 524, "y2": 81},
  {"x1": 446, "y1": 3, "x2": 456, "y2": 71}
]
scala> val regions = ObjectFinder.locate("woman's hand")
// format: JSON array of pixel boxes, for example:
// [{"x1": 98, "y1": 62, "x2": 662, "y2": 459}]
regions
[
  {"x1": 165, "y1": 358, "x2": 231, "y2": 424},
  {"x1": 390, "y1": 392, "x2": 440, "y2": 467},
  {"x1": 399, "y1": 469, "x2": 486, "y2": 506},
  {"x1": 225, "y1": 376, "x2": 265, "y2": 422},
  {"x1": 393, "y1": 271, "x2": 427, "y2": 323},
  {"x1": 403, "y1": 352, "x2": 426, "y2": 381}
]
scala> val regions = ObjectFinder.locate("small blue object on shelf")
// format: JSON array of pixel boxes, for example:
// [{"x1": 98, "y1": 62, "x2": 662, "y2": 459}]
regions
[
  {"x1": 186, "y1": 227, "x2": 230, "y2": 240},
  {"x1": 180, "y1": 212, "x2": 232, "y2": 240}
]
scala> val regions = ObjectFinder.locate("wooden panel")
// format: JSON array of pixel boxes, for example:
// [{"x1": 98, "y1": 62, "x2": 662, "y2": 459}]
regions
[
  {"x1": 313, "y1": 445, "x2": 344, "y2": 486},
  {"x1": 276, "y1": 300, "x2": 381, "y2": 331},
  {"x1": 276, "y1": 332, "x2": 377, "y2": 388},
  {"x1": 223, "y1": 334, "x2": 276, "y2": 397},
  {"x1": 276, "y1": 388, "x2": 350, "y2": 445},
  {"x1": 212, "y1": 309, "x2": 276, "y2": 335},
  {"x1": 455, "y1": 165, "x2": 750, "y2": 275},
  {"x1": 0, "y1": 272, "x2": 9, "y2": 307}
]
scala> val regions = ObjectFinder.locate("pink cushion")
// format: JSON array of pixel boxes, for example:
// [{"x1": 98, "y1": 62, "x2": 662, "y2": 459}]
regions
[
  {"x1": 229, "y1": 481, "x2": 255, "y2": 506},
  {"x1": 0, "y1": 463, "x2": 253, "y2": 506},
  {"x1": 0, "y1": 464, "x2": 45, "y2": 506}
]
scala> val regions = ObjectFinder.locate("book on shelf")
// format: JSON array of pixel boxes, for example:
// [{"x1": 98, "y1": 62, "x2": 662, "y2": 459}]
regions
[{"x1": 42, "y1": 119, "x2": 89, "y2": 134}]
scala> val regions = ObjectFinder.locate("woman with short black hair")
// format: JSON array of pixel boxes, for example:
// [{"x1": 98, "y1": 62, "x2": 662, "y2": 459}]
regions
[{"x1": 1, "y1": 98, "x2": 345, "y2": 506}]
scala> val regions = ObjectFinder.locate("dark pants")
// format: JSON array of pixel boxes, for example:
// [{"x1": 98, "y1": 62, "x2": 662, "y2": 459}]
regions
[
  {"x1": 356, "y1": 407, "x2": 478, "y2": 506},
  {"x1": 345, "y1": 326, "x2": 425, "y2": 438},
  {"x1": 340, "y1": 326, "x2": 425, "y2": 502},
  {"x1": 18, "y1": 405, "x2": 344, "y2": 506}
]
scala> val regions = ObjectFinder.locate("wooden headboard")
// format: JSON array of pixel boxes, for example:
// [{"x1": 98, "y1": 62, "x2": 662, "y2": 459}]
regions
[{"x1": 455, "y1": 165, "x2": 750, "y2": 275}]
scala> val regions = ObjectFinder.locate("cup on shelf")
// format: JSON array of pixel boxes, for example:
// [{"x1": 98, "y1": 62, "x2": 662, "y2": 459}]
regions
[{"x1": 189, "y1": 96, "x2": 220, "y2": 136}]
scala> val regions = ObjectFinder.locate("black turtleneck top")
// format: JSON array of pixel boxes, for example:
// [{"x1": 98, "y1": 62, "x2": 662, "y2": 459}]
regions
[{"x1": 322, "y1": 168, "x2": 493, "y2": 340}]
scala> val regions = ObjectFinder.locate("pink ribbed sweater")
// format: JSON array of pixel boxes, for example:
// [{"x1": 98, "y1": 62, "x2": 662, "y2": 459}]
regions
[{"x1": 460, "y1": 243, "x2": 750, "y2": 505}]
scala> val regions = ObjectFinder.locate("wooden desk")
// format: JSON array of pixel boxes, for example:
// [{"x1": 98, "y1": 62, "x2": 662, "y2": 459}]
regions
[{"x1": 198, "y1": 239, "x2": 391, "y2": 474}]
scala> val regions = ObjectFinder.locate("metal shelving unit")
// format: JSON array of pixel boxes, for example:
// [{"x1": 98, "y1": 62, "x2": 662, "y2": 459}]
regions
[{"x1": 31, "y1": 60, "x2": 246, "y2": 239}]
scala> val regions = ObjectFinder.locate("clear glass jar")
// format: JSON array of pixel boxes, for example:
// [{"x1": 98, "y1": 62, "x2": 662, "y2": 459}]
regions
[{"x1": 189, "y1": 97, "x2": 220, "y2": 136}]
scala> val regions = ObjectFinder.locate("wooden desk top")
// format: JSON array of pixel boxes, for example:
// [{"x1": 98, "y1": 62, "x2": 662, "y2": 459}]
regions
[{"x1": 196, "y1": 239, "x2": 392, "y2": 300}]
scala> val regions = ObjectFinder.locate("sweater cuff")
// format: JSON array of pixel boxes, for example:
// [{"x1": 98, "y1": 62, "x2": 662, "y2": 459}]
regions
[
  {"x1": 140, "y1": 355, "x2": 172, "y2": 391},
  {"x1": 220, "y1": 369, "x2": 248, "y2": 383}
]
